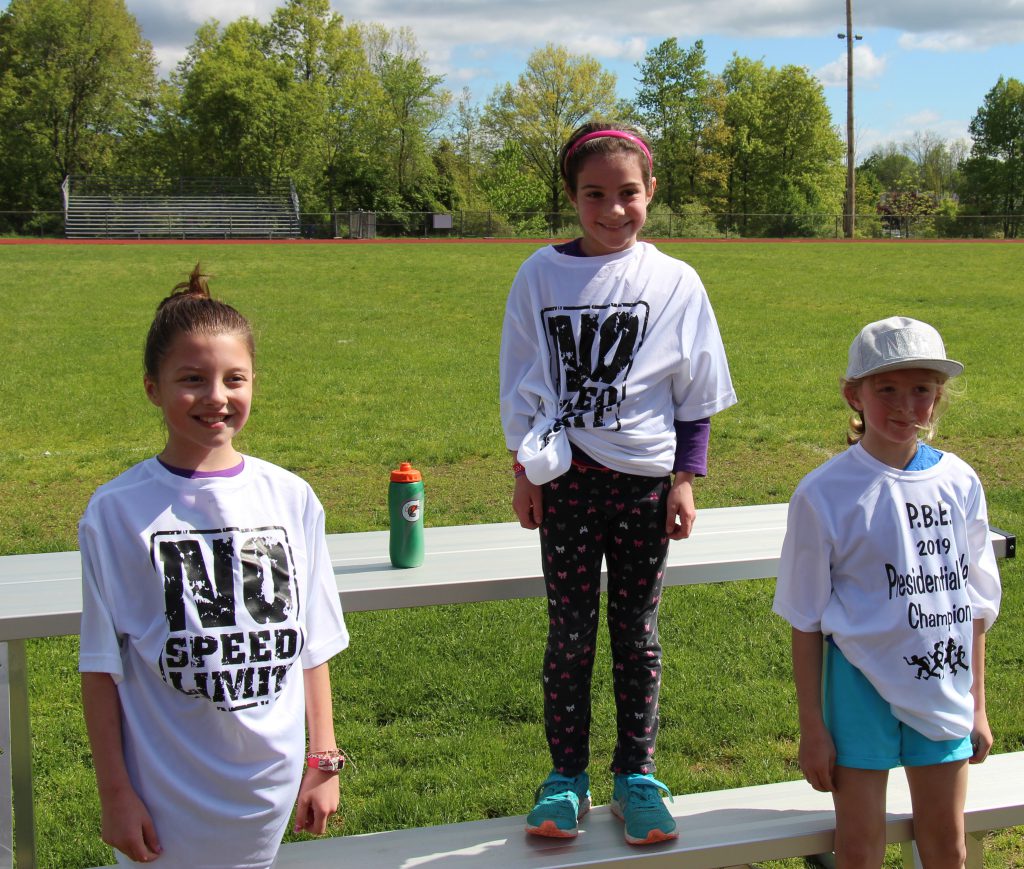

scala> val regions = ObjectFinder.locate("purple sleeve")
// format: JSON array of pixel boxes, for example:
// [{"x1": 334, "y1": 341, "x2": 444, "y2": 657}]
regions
[{"x1": 674, "y1": 417, "x2": 710, "y2": 476}]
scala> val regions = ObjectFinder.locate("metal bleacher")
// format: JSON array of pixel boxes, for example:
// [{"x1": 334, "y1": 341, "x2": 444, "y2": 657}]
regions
[
  {"x1": 62, "y1": 176, "x2": 301, "y2": 240},
  {"x1": 1, "y1": 507, "x2": 1017, "y2": 868}
]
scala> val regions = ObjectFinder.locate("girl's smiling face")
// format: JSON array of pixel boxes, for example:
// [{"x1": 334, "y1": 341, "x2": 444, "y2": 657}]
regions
[
  {"x1": 566, "y1": 151, "x2": 656, "y2": 257},
  {"x1": 844, "y1": 367, "x2": 944, "y2": 467},
  {"x1": 144, "y1": 330, "x2": 253, "y2": 471}
]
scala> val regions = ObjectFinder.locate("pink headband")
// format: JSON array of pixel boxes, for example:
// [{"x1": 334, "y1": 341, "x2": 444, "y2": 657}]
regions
[{"x1": 563, "y1": 130, "x2": 653, "y2": 173}]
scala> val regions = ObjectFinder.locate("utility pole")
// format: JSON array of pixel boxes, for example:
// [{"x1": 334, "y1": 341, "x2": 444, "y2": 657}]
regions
[{"x1": 838, "y1": 0, "x2": 862, "y2": 238}]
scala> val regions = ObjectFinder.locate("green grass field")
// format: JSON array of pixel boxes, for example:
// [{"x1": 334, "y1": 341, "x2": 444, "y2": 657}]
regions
[{"x1": 1, "y1": 240, "x2": 1022, "y2": 867}]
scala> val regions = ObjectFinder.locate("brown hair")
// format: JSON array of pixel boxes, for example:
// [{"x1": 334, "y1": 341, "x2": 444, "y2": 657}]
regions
[
  {"x1": 143, "y1": 264, "x2": 254, "y2": 379},
  {"x1": 559, "y1": 122, "x2": 653, "y2": 193}
]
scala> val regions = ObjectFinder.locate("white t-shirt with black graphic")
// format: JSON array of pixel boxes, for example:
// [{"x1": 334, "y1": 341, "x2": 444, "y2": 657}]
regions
[
  {"x1": 773, "y1": 443, "x2": 1001, "y2": 741},
  {"x1": 79, "y1": 457, "x2": 349, "y2": 868},
  {"x1": 500, "y1": 242, "x2": 737, "y2": 476}
]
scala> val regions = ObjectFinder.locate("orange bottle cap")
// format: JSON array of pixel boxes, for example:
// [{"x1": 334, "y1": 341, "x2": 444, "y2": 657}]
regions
[{"x1": 390, "y1": 461, "x2": 422, "y2": 483}]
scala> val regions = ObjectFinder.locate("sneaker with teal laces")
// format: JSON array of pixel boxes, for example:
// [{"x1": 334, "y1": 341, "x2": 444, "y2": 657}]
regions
[
  {"x1": 611, "y1": 773, "x2": 678, "y2": 844},
  {"x1": 525, "y1": 770, "x2": 592, "y2": 838}
]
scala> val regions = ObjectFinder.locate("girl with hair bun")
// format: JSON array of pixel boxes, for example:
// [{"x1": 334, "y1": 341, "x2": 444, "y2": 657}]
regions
[{"x1": 79, "y1": 264, "x2": 349, "y2": 867}]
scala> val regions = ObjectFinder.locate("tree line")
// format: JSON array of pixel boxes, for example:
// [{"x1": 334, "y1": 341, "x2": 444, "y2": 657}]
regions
[{"x1": 1, "y1": 0, "x2": 1021, "y2": 237}]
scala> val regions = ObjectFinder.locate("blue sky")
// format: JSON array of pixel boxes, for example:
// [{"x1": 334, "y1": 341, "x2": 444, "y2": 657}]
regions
[{"x1": 6, "y1": 0, "x2": 1023, "y2": 158}]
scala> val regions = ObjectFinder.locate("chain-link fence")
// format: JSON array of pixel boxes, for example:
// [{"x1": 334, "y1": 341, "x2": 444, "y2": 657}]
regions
[
  {"x1": 2, "y1": 209, "x2": 1020, "y2": 240},
  {"x1": 274, "y1": 210, "x2": 1024, "y2": 241}
]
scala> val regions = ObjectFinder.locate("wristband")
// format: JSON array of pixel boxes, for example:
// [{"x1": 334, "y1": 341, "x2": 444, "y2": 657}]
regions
[
  {"x1": 306, "y1": 749, "x2": 345, "y2": 772},
  {"x1": 512, "y1": 461, "x2": 526, "y2": 477}
]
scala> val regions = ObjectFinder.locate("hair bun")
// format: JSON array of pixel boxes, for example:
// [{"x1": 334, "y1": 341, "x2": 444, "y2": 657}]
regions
[
  {"x1": 173, "y1": 263, "x2": 211, "y2": 298},
  {"x1": 154, "y1": 264, "x2": 210, "y2": 313},
  {"x1": 144, "y1": 263, "x2": 253, "y2": 378}
]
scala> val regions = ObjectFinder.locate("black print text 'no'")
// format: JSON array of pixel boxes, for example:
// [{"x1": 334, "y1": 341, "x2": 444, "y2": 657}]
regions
[
  {"x1": 152, "y1": 527, "x2": 302, "y2": 711},
  {"x1": 544, "y1": 303, "x2": 648, "y2": 428}
]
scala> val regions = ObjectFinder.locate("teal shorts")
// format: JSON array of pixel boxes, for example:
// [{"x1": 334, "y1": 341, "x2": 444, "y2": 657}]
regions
[{"x1": 823, "y1": 640, "x2": 973, "y2": 770}]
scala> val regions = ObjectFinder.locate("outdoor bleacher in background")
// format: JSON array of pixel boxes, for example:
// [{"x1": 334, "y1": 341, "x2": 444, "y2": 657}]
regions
[{"x1": 62, "y1": 176, "x2": 301, "y2": 239}]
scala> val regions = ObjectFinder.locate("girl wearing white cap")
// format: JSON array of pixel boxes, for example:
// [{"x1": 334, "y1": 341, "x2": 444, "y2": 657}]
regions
[{"x1": 773, "y1": 317, "x2": 1001, "y2": 867}]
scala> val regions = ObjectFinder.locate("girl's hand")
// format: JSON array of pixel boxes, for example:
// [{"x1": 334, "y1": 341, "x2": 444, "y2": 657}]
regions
[
  {"x1": 799, "y1": 722, "x2": 837, "y2": 793},
  {"x1": 512, "y1": 474, "x2": 543, "y2": 529},
  {"x1": 100, "y1": 784, "x2": 162, "y2": 863},
  {"x1": 666, "y1": 474, "x2": 696, "y2": 539},
  {"x1": 970, "y1": 711, "x2": 993, "y2": 764},
  {"x1": 294, "y1": 768, "x2": 340, "y2": 835}
]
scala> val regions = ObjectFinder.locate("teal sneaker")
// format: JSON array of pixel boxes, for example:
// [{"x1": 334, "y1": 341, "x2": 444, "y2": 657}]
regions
[
  {"x1": 611, "y1": 773, "x2": 678, "y2": 844},
  {"x1": 525, "y1": 770, "x2": 592, "y2": 838}
]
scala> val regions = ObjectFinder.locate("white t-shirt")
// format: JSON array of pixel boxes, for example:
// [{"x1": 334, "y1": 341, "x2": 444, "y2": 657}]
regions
[
  {"x1": 499, "y1": 242, "x2": 737, "y2": 476},
  {"x1": 773, "y1": 443, "x2": 1001, "y2": 740},
  {"x1": 79, "y1": 457, "x2": 349, "y2": 868}
]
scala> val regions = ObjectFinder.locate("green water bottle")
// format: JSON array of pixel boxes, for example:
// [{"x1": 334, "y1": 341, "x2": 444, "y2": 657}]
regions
[{"x1": 389, "y1": 462, "x2": 424, "y2": 568}]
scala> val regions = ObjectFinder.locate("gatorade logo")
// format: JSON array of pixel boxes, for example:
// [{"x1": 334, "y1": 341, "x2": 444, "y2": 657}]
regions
[{"x1": 402, "y1": 499, "x2": 422, "y2": 522}]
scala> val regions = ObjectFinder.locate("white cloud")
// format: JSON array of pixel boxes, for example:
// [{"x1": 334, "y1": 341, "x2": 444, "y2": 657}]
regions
[
  {"x1": 898, "y1": 32, "x2": 976, "y2": 53},
  {"x1": 345, "y1": 0, "x2": 1024, "y2": 51},
  {"x1": 898, "y1": 110, "x2": 970, "y2": 141},
  {"x1": 152, "y1": 47, "x2": 188, "y2": 77},
  {"x1": 857, "y1": 109, "x2": 970, "y2": 153},
  {"x1": 853, "y1": 126, "x2": 886, "y2": 157},
  {"x1": 816, "y1": 44, "x2": 887, "y2": 88},
  {"x1": 562, "y1": 35, "x2": 649, "y2": 63},
  {"x1": 122, "y1": 0, "x2": 1021, "y2": 143},
  {"x1": 450, "y1": 67, "x2": 487, "y2": 85},
  {"x1": 127, "y1": 0, "x2": 1024, "y2": 67},
  {"x1": 903, "y1": 110, "x2": 942, "y2": 127},
  {"x1": 896, "y1": 21, "x2": 1024, "y2": 53}
]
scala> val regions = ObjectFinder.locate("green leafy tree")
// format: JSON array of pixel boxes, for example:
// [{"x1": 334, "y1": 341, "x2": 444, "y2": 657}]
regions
[
  {"x1": 720, "y1": 55, "x2": 769, "y2": 227},
  {"x1": 270, "y1": 0, "x2": 335, "y2": 82},
  {"x1": 152, "y1": 5, "x2": 449, "y2": 216},
  {"x1": 859, "y1": 144, "x2": 921, "y2": 191},
  {"x1": 480, "y1": 141, "x2": 548, "y2": 213},
  {"x1": 128, "y1": 79, "x2": 189, "y2": 186},
  {"x1": 762, "y1": 65, "x2": 844, "y2": 219},
  {"x1": 876, "y1": 189, "x2": 938, "y2": 237},
  {"x1": 434, "y1": 89, "x2": 493, "y2": 212},
  {"x1": 473, "y1": 142, "x2": 548, "y2": 235},
  {"x1": 858, "y1": 137, "x2": 966, "y2": 236},
  {"x1": 0, "y1": 0, "x2": 157, "y2": 218},
  {"x1": 634, "y1": 39, "x2": 729, "y2": 211},
  {"x1": 721, "y1": 55, "x2": 844, "y2": 236},
  {"x1": 963, "y1": 76, "x2": 1024, "y2": 237},
  {"x1": 449, "y1": 90, "x2": 485, "y2": 203},
  {"x1": 172, "y1": 19, "x2": 294, "y2": 180},
  {"x1": 482, "y1": 44, "x2": 619, "y2": 217},
  {"x1": 361, "y1": 23, "x2": 450, "y2": 210},
  {"x1": 268, "y1": 0, "x2": 382, "y2": 212},
  {"x1": 904, "y1": 131, "x2": 965, "y2": 198}
]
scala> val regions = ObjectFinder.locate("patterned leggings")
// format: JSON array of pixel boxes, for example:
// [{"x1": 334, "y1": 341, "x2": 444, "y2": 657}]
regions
[{"x1": 538, "y1": 462, "x2": 670, "y2": 776}]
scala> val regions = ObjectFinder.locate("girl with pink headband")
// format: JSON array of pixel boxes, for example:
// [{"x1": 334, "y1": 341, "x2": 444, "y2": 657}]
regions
[
  {"x1": 563, "y1": 129, "x2": 654, "y2": 174},
  {"x1": 500, "y1": 121, "x2": 737, "y2": 846}
]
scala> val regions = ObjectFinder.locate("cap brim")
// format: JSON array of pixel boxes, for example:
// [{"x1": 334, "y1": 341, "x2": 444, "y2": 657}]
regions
[{"x1": 848, "y1": 358, "x2": 964, "y2": 379}]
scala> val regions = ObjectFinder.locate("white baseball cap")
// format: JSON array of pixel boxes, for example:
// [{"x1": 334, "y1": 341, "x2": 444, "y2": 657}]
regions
[{"x1": 846, "y1": 316, "x2": 963, "y2": 380}]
